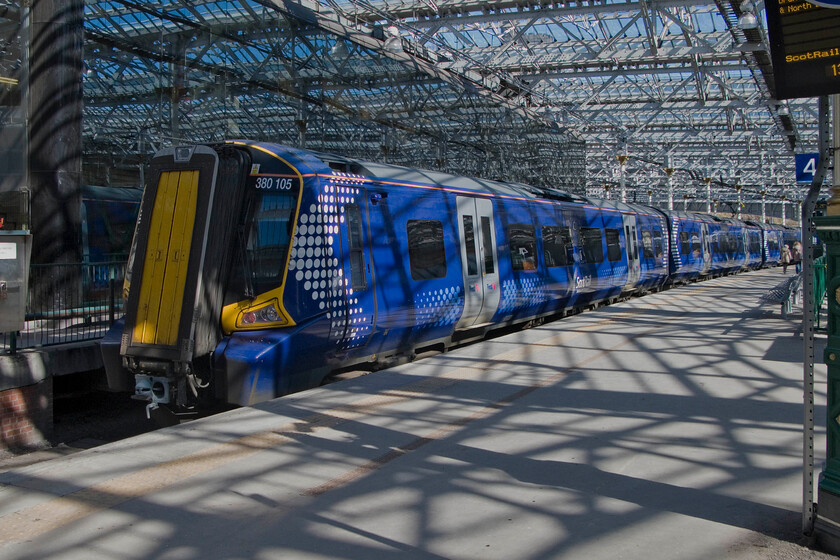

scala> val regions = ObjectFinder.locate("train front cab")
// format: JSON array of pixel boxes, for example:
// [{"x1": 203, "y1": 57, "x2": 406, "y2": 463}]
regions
[{"x1": 103, "y1": 142, "x2": 316, "y2": 411}]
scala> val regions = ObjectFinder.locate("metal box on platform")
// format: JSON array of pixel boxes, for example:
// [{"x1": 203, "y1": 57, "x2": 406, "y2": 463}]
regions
[{"x1": 0, "y1": 231, "x2": 31, "y2": 333}]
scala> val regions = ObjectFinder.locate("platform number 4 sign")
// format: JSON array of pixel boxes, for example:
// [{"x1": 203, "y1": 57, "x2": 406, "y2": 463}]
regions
[{"x1": 795, "y1": 153, "x2": 821, "y2": 184}]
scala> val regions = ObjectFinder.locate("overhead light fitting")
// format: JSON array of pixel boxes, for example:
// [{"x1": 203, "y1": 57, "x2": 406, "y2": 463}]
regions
[
  {"x1": 383, "y1": 25, "x2": 403, "y2": 54},
  {"x1": 739, "y1": 1, "x2": 759, "y2": 30},
  {"x1": 739, "y1": 12, "x2": 759, "y2": 30}
]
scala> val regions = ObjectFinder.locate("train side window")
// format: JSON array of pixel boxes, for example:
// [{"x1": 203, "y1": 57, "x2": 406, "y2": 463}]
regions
[
  {"x1": 542, "y1": 225, "x2": 572, "y2": 267},
  {"x1": 346, "y1": 204, "x2": 367, "y2": 290},
  {"x1": 679, "y1": 231, "x2": 690, "y2": 255},
  {"x1": 605, "y1": 228, "x2": 621, "y2": 262},
  {"x1": 509, "y1": 224, "x2": 537, "y2": 271},
  {"x1": 562, "y1": 227, "x2": 574, "y2": 264},
  {"x1": 481, "y1": 216, "x2": 495, "y2": 274},
  {"x1": 407, "y1": 219, "x2": 447, "y2": 280},
  {"x1": 653, "y1": 230, "x2": 663, "y2": 259},
  {"x1": 462, "y1": 215, "x2": 479, "y2": 276},
  {"x1": 691, "y1": 235, "x2": 701, "y2": 256},
  {"x1": 641, "y1": 230, "x2": 654, "y2": 258},
  {"x1": 633, "y1": 226, "x2": 639, "y2": 259},
  {"x1": 579, "y1": 227, "x2": 604, "y2": 264}
]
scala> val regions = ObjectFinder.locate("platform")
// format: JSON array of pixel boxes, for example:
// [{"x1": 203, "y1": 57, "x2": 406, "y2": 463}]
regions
[{"x1": 0, "y1": 268, "x2": 832, "y2": 559}]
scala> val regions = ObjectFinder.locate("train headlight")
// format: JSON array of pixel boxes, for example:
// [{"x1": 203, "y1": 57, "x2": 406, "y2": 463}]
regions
[{"x1": 238, "y1": 300, "x2": 287, "y2": 328}]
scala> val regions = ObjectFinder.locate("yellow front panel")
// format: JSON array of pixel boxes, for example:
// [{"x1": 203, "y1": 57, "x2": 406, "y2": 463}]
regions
[
  {"x1": 157, "y1": 170, "x2": 199, "y2": 345},
  {"x1": 132, "y1": 170, "x2": 199, "y2": 346}
]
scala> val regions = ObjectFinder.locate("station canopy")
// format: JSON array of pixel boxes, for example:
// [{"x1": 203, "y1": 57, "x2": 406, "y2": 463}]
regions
[{"x1": 0, "y1": 0, "x2": 824, "y2": 212}]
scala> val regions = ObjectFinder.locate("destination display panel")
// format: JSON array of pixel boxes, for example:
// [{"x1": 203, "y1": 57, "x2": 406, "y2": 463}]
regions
[{"x1": 765, "y1": 0, "x2": 840, "y2": 98}]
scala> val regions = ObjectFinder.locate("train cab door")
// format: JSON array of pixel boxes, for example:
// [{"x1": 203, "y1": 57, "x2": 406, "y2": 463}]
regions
[
  {"x1": 331, "y1": 188, "x2": 376, "y2": 352},
  {"x1": 455, "y1": 196, "x2": 500, "y2": 330},
  {"x1": 622, "y1": 214, "x2": 641, "y2": 289}
]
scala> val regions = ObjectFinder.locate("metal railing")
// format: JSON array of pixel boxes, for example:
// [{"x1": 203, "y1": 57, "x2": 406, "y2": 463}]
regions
[{"x1": 0, "y1": 261, "x2": 127, "y2": 354}]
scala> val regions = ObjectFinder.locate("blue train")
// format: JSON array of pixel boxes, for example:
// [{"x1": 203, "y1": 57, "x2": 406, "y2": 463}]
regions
[
  {"x1": 81, "y1": 185, "x2": 142, "y2": 292},
  {"x1": 100, "y1": 142, "x2": 798, "y2": 414},
  {"x1": 81, "y1": 185, "x2": 143, "y2": 263}
]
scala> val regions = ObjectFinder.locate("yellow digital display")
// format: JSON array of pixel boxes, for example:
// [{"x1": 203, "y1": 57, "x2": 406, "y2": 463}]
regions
[{"x1": 766, "y1": 0, "x2": 840, "y2": 98}]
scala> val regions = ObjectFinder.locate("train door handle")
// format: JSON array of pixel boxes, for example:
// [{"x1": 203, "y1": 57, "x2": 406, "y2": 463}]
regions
[{"x1": 0, "y1": 281, "x2": 6, "y2": 301}]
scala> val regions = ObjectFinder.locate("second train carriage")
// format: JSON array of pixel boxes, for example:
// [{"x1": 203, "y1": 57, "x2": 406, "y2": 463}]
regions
[{"x1": 101, "y1": 141, "x2": 795, "y2": 413}]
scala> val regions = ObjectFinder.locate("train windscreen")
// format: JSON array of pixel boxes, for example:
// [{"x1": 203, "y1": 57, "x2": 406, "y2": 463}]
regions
[{"x1": 227, "y1": 190, "x2": 298, "y2": 300}]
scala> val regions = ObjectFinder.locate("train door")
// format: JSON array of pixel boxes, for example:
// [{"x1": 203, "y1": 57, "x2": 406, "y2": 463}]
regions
[
  {"x1": 455, "y1": 196, "x2": 501, "y2": 329},
  {"x1": 120, "y1": 146, "x2": 251, "y2": 403},
  {"x1": 622, "y1": 214, "x2": 640, "y2": 289},
  {"x1": 331, "y1": 187, "x2": 376, "y2": 351},
  {"x1": 700, "y1": 222, "x2": 712, "y2": 274}
]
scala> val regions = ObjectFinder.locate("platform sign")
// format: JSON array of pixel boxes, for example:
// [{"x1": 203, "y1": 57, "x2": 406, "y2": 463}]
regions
[
  {"x1": 765, "y1": 0, "x2": 840, "y2": 99},
  {"x1": 796, "y1": 152, "x2": 821, "y2": 182}
]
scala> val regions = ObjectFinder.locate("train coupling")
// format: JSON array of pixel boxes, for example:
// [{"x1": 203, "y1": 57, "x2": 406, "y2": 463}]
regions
[{"x1": 134, "y1": 374, "x2": 172, "y2": 419}]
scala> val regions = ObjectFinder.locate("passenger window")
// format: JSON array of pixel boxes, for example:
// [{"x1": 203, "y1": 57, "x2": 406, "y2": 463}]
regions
[
  {"x1": 679, "y1": 231, "x2": 690, "y2": 255},
  {"x1": 407, "y1": 220, "x2": 447, "y2": 280},
  {"x1": 462, "y1": 215, "x2": 478, "y2": 276},
  {"x1": 691, "y1": 235, "x2": 701, "y2": 256},
  {"x1": 542, "y1": 225, "x2": 572, "y2": 267},
  {"x1": 346, "y1": 205, "x2": 367, "y2": 290},
  {"x1": 580, "y1": 227, "x2": 604, "y2": 264},
  {"x1": 652, "y1": 230, "x2": 663, "y2": 259},
  {"x1": 605, "y1": 228, "x2": 622, "y2": 262},
  {"x1": 509, "y1": 224, "x2": 537, "y2": 271},
  {"x1": 641, "y1": 230, "x2": 654, "y2": 258},
  {"x1": 481, "y1": 216, "x2": 495, "y2": 274}
]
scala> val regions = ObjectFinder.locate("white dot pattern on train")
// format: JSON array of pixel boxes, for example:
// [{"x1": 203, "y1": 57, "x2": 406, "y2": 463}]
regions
[
  {"x1": 287, "y1": 175, "x2": 373, "y2": 349},
  {"x1": 414, "y1": 286, "x2": 463, "y2": 327},
  {"x1": 499, "y1": 276, "x2": 548, "y2": 313}
]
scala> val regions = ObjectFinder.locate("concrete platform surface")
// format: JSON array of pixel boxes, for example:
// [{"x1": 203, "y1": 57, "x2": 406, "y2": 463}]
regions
[{"x1": 0, "y1": 268, "x2": 834, "y2": 559}]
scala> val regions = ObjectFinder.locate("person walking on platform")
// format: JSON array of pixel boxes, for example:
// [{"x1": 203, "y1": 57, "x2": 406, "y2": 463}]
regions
[
  {"x1": 793, "y1": 241, "x2": 803, "y2": 274},
  {"x1": 781, "y1": 244, "x2": 791, "y2": 273}
]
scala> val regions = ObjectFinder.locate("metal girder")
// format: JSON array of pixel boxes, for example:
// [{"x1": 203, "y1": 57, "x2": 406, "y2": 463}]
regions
[
  {"x1": 75, "y1": 0, "x2": 586, "y2": 191},
  {"x1": 325, "y1": 0, "x2": 818, "y2": 212},
  {"x1": 0, "y1": 0, "x2": 823, "y2": 218}
]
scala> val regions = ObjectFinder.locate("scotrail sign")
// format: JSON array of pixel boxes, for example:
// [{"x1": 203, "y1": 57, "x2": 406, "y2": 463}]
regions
[{"x1": 765, "y1": 0, "x2": 840, "y2": 98}]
